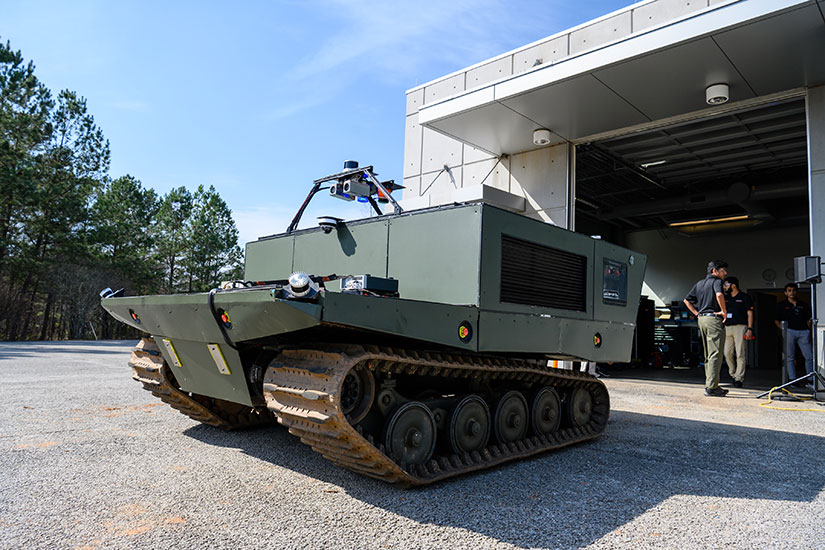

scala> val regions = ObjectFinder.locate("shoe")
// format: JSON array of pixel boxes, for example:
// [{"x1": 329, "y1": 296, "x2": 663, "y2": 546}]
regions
[
  {"x1": 705, "y1": 387, "x2": 728, "y2": 397},
  {"x1": 805, "y1": 382, "x2": 814, "y2": 389},
  {"x1": 733, "y1": 380, "x2": 743, "y2": 388}
]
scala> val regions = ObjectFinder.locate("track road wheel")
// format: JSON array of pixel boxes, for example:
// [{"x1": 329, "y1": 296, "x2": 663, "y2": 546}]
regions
[
  {"x1": 341, "y1": 363, "x2": 375, "y2": 424},
  {"x1": 384, "y1": 402, "x2": 437, "y2": 466},
  {"x1": 566, "y1": 388, "x2": 593, "y2": 427},
  {"x1": 449, "y1": 395, "x2": 491, "y2": 454},
  {"x1": 494, "y1": 391, "x2": 528, "y2": 443},
  {"x1": 531, "y1": 387, "x2": 561, "y2": 435}
]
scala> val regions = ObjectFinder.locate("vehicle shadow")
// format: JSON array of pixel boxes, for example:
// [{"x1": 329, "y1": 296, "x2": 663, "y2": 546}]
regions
[{"x1": 184, "y1": 409, "x2": 825, "y2": 549}]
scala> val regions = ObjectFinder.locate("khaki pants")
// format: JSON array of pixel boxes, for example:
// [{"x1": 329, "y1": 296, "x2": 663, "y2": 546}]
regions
[
  {"x1": 724, "y1": 324, "x2": 747, "y2": 382},
  {"x1": 698, "y1": 316, "x2": 725, "y2": 389}
]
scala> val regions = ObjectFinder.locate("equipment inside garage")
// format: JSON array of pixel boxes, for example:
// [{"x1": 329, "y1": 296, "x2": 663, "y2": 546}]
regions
[{"x1": 574, "y1": 96, "x2": 811, "y2": 375}]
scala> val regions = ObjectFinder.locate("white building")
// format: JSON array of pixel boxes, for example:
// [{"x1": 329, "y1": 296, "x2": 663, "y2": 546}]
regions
[{"x1": 401, "y1": 0, "x2": 825, "y2": 372}]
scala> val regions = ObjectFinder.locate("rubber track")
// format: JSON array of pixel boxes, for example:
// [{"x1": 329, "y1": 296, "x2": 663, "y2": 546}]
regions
[
  {"x1": 262, "y1": 344, "x2": 609, "y2": 486},
  {"x1": 129, "y1": 338, "x2": 271, "y2": 430}
]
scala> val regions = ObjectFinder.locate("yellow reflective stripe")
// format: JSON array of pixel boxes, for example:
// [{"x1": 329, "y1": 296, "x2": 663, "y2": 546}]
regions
[
  {"x1": 207, "y1": 343, "x2": 231, "y2": 375},
  {"x1": 161, "y1": 339, "x2": 183, "y2": 367}
]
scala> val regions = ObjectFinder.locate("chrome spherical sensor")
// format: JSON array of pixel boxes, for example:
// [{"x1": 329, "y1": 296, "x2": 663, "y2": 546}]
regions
[{"x1": 288, "y1": 271, "x2": 311, "y2": 295}]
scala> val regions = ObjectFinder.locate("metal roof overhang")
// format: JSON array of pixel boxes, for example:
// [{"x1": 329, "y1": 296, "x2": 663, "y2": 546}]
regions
[{"x1": 417, "y1": 0, "x2": 825, "y2": 156}]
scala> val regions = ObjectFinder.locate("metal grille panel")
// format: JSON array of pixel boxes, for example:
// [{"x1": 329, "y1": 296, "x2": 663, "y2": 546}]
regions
[{"x1": 500, "y1": 235, "x2": 587, "y2": 311}]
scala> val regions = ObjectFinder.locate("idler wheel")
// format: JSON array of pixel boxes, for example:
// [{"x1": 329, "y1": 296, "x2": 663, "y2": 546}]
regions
[
  {"x1": 384, "y1": 402, "x2": 437, "y2": 466},
  {"x1": 531, "y1": 386, "x2": 561, "y2": 435},
  {"x1": 493, "y1": 391, "x2": 528, "y2": 443},
  {"x1": 566, "y1": 387, "x2": 593, "y2": 427},
  {"x1": 449, "y1": 395, "x2": 490, "y2": 455},
  {"x1": 340, "y1": 363, "x2": 375, "y2": 424}
]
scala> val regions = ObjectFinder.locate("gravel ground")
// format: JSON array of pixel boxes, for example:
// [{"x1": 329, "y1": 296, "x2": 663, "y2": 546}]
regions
[{"x1": 1, "y1": 340, "x2": 824, "y2": 550}]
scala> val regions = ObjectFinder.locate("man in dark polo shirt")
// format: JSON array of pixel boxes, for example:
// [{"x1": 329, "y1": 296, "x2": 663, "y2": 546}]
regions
[
  {"x1": 684, "y1": 260, "x2": 729, "y2": 397},
  {"x1": 774, "y1": 282, "x2": 814, "y2": 387},
  {"x1": 723, "y1": 276, "x2": 753, "y2": 388}
]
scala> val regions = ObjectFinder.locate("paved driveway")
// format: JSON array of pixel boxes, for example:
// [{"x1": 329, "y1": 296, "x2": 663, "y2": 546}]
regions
[{"x1": 1, "y1": 341, "x2": 823, "y2": 549}]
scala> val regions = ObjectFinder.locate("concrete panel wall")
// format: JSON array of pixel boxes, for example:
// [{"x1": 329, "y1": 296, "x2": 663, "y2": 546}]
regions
[
  {"x1": 466, "y1": 58, "x2": 513, "y2": 89},
  {"x1": 401, "y1": 125, "x2": 572, "y2": 227},
  {"x1": 422, "y1": 165, "x2": 462, "y2": 197},
  {"x1": 569, "y1": 11, "x2": 633, "y2": 55},
  {"x1": 406, "y1": 88, "x2": 424, "y2": 116},
  {"x1": 463, "y1": 158, "x2": 508, "y2": 191},
  {"x1": 402, "y1": 0, "x2": 734, "y2": 228},
  {"x1": 424, "y1": 74, "x2": 465, "y2": 104},
  {"x1": 509, "y1": 145, "x2": 570, "y2": 226},
  {"x1": 408, "y1": 0, "x2": 727, "y2": 111},
  {"x1": 513, "y1": 36, "x2": 569, "y2": 73},
  {"x1": 421, "y1": 127, "x2": 463, "y2": 174},
  {"x1": 403, "y1": 113, "x2": 422, "y2": 178},
  {"x1": 633, "y1": 0, "x2": 709, "y2": 32}
]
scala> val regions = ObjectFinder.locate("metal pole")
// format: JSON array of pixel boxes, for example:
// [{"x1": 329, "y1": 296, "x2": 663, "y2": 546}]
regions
[
  {"x1": 782, "y1": 320, "x2": 789, "y2": 385},
  {"x1": 89, "y1": 321, "x2": 98, "y2": 341},
  {"x1": 811, "y1": 282, "x2": 822, "y2": 399},
  {"x1": 757, "y1": 318, "x2": 825, "y2": 400},
  {"x1": 364, "y1": 169, "x2": 403, "y2": 215}
]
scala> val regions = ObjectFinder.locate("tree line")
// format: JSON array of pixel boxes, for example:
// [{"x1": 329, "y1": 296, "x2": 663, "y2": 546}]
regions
[{"x1": 0, "y1": 39, "x2": 242, "y2": 341}]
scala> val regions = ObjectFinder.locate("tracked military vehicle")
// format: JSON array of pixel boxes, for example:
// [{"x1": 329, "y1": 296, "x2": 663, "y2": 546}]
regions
[{"x1": 101, "y1": 161, "x2": 646, "y2": 486}]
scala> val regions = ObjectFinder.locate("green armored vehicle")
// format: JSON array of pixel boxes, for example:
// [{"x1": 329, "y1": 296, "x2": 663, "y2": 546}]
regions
[{"x1": 101, "y1": 161, "x2": 646, "y2": 486}]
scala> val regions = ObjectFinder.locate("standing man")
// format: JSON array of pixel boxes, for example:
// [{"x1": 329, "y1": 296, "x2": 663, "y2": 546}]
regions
[
  {"x1": 723, "y1": 276, "x2": 754, "y2": 388},
  {"x1": 684, "y1": 260, "x2": 729, "y2": 397},
  {"x1": 774, "y1": 282, "x2": 814, "y2": 387}
]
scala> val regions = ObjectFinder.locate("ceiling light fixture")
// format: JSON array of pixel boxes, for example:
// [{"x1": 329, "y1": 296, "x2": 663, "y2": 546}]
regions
[
  {"x1": 640, "y1": 160, "x2": 667, "y2": 169},
  {"x1": 706, "y1": 83, "x2": 729, "y2": 105},
  {"x1": 533, "y1": 128, "x2": 551, "y2": 145},
  {"x1": 669, "y1": 214, "x2": 749, "y2": 227}
]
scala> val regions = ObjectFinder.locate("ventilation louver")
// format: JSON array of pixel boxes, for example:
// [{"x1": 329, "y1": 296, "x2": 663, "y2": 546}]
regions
[{"x1": 500, "y1": 235, "x2": 587, "y2": 311}]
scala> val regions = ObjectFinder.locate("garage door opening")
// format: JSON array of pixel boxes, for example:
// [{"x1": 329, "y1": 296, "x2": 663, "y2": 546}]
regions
[{"x1": 574, "y1": 97, "x2": 810, "y2": 378}]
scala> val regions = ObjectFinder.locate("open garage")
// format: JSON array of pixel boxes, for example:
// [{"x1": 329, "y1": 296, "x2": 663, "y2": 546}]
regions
[
  {"x1": 401, "y1": 0, "x2": 825, "y2": 386},
  {"x1": 575, "y1": 96, "x2": 810, "y2": 374}
]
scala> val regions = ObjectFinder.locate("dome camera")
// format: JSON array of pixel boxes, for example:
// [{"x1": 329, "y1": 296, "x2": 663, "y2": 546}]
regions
[{"x1": 317, "y1": 216, "x2": 343, "y2": 234}]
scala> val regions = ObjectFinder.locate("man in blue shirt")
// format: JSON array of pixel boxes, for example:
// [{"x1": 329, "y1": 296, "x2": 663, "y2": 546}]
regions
[{"x1": 684, "y1": 260, "x2": 729, "y2": 397}]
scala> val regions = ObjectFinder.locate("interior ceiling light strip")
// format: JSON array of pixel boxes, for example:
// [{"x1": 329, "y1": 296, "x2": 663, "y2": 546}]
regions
[{"x1": 668, "y1": 214, "x2": 750, "y2": 227}]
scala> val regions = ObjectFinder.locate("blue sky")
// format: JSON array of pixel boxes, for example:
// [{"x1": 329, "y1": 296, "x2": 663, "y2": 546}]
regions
[{"x1": 1, "y1": 0, "x2": 631, "y2": 245}]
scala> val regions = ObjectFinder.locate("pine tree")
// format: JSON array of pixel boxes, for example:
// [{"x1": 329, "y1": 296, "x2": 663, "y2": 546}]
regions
[
  {"x1": 181, "y1": 184, "x2": 243, "y2": 292},
  {"x1": 154, "y1": 186, "x2": 193, "y2": 293}
]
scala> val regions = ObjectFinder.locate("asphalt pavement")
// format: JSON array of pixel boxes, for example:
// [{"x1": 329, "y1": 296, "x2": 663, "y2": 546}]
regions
[{"x1": 1, "y1": 341, "x2": 824, "y2": 550}]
